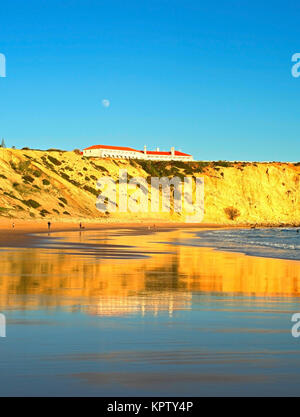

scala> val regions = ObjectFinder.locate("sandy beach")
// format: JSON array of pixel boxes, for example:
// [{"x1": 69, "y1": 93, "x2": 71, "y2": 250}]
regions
[{"x1": 0, "y1": 219, "x2": 233, "y2": 248}]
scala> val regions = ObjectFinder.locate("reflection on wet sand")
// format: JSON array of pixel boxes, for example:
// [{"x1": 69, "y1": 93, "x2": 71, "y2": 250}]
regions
[
  {"x1": 0, "y1": 229, "x2": 299, "y2": 317},
  {"x1": 1, "y1": 228, "x2": 300, "y2": 397}
]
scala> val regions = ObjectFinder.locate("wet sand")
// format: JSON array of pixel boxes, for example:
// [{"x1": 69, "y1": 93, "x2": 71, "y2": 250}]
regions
[
  {"x1": 0, "y1": 219, "x2": 231, "y2": 248},
  {"x1": 0, "y1": 226, "x2": 300, "y2": 396}
]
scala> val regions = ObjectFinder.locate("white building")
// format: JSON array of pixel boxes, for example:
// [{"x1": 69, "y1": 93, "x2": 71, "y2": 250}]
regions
[{"x1": 82, "y1": 145, "x2": 193, "y2": 161}]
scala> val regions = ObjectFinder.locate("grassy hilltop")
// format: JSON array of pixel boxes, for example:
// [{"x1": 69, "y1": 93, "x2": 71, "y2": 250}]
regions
[{"x1": 0, "y1": 148, "x2": 299, "y2": 225}]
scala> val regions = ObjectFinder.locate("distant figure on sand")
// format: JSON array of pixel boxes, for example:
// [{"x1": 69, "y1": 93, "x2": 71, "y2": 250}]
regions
[
  {"x1": 79, "y1": 223, "x2": 85, "y2": 229},
  {"x1": 12, "y1": 222, "x2": 15, "y2": 229},
  {"x1": 47, "y1": 221, "x2": 51, "y2": 231}
]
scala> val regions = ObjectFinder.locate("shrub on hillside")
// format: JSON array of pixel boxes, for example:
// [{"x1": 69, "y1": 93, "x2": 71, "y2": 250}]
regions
[
  {"x1": 90, "y1": 162, "x2": 109, "y2": 173},
  {"x1": 22, "y1": 175, "x2": 34, "y2": 183},
  {"x1": 48, "y1": 155, "x2": 62, "y2": 166},
  {"x1": 40, "y1": 209, "x2": 50, "y2": 217},
  {"x1": 138, "y1": 160, "x2": 160, "y2": 177},
  {"x1": 224, "y1": 206, "x2": 240, "y2": 221},
  {"x1": 83, "y1": 185, "x2": 99, "y2": 196},
  {"x1": 58, "y1": 197, "x2": 68, "y2": 205},
  {"x1": 9, "y1": 162, "x2": 17, "y2": 171},
  {"x1": 4, "y1": 191, "x2": 18, "y2": 200},
  {"x1": 47, "y1": 148, "x2": 65, "y2": 152},
  {"x1": 213, "y1": 161, "x2": 233, "y2": 168},
  {"x1": 41, "y1": 156, "x2": 56, "y2": 171},
  {"x1": 18, "y1": 160, "x2": 31, "y2": 173},
  {"x1": 69, "y1": 179, "x2": 81, "y2": 187},
  {"x1": 60, "y1": 172, "x2": 70, "y2": 180},
  {"x1": 23, "y1": 199, "x2": 41, "y2": 209}
]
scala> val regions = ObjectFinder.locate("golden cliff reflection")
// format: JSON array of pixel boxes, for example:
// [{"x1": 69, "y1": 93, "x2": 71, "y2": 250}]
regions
[{"x1": 0, "y1": 229, "x2": 299, "y2": 316}]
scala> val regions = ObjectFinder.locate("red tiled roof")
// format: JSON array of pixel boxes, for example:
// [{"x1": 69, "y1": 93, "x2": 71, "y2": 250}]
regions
[
  {"x1": 147, "y1": 150, "x2": 191, "y2": 156},
  {"x1": 84, "y1": 145, "x2": 191, "y2": 157},
  {"x1": 84, "y1": 145, "x2": 138, "y2": 152},
  {"x1": 175, "y1": 151, "x2": 191, "y2": 156}
]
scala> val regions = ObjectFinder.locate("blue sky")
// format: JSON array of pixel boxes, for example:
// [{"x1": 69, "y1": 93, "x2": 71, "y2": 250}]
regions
[{"x1": 0, "y1": 0, "x2": 300, "y2": 161}]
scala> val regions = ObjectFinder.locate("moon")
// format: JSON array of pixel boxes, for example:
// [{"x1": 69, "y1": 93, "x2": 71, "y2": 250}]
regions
[{"x1": 102, "y1": 99, "x2": 110, "y2": 108}]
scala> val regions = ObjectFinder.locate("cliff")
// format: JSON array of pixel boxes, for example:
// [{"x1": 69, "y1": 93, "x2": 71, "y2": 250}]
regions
[{"x1": 0, "y1": 148, "x2": 299, "y2": 225}]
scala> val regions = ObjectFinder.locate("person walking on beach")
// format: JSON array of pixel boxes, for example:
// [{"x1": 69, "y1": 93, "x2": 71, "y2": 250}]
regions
[{"x1": 47, "y1": 221, "x2": 51, "y2": 231}]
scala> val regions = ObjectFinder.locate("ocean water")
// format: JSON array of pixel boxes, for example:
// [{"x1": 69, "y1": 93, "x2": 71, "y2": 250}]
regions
[
  {"x1": 178, "y1": 228, "x2": 300, "y2": 261},
  {"x1": 0, "y1": 228, "x2": 300, "y2": 396}
]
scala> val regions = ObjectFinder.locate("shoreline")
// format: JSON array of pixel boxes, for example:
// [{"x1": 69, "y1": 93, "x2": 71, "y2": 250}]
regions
[
  {"x1": 0, "y1": 219, "x2": 228, "y2": 248},
  {"x1": 0, "y1": 218, "x2": 299, "y2": 249}
]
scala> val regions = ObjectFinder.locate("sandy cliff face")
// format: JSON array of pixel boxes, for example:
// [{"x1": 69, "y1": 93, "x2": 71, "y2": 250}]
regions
[
  {"x1": 203, "y1": 163, "x2": 300, "y2": 225},
  {"x1": 0, "y1": 148, "x2": 299, "y2": 225}
]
